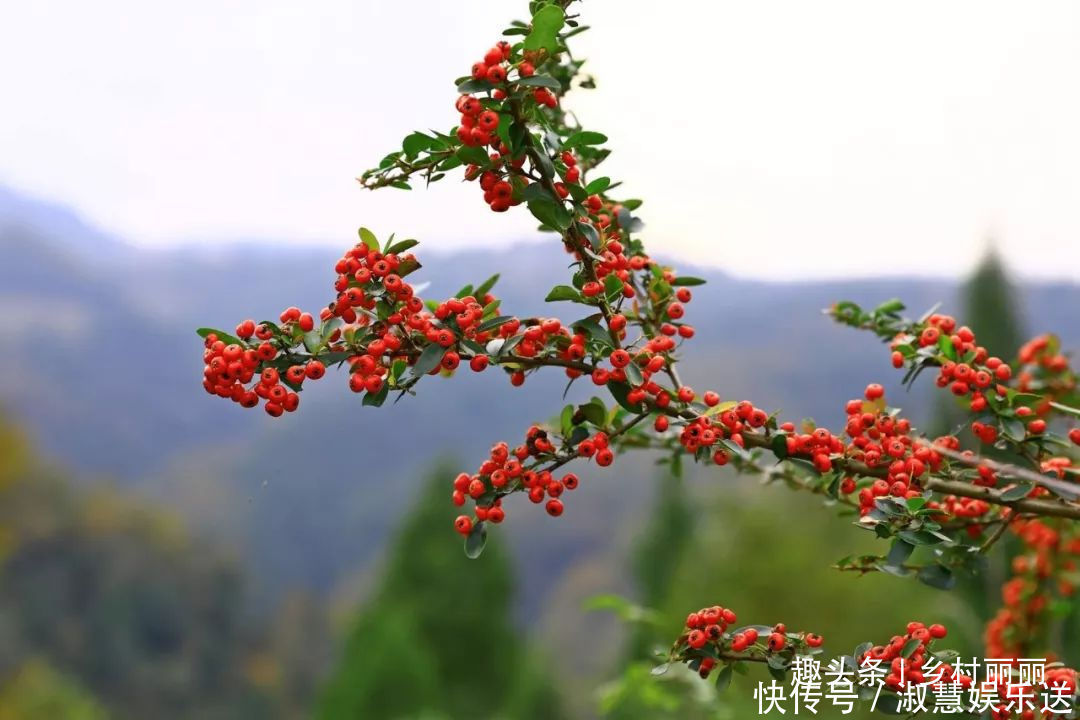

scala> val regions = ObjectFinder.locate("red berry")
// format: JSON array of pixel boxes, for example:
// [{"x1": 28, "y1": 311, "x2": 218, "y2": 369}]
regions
[
  {"x1": 478, "y1": 110, "x2": 499, "y2": 132},
  {"x1": 305, "y1": 360, "x2": 326, "y2": 380},
  {"x1": 545, "y1": 499, "x2": 563, "y2": 517},
  {"x1": 609, "y1": 349, "x2": 630, "y2": 368},
  {"x1": 454, "y1": 515, "x2": 473, "y2": 535}
]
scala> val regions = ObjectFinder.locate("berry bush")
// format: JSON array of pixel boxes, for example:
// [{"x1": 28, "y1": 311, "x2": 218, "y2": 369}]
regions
[{"x1": 197, "y1": 1, "x2": 1080, "y2": 714}]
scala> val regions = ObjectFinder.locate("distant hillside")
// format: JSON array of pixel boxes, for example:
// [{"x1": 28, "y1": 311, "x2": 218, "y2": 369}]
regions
[{"x1": 3, "y1": 182, "x2": 1079, "y2": 622}]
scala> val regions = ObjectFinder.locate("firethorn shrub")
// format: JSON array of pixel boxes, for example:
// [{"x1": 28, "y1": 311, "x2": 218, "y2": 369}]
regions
[{"x1": 197, "y1": 0, "x2": 1080, "y2": 711}]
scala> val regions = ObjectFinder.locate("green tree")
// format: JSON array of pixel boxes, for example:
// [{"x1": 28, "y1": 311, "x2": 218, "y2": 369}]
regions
[
  {"x1": 0, "y1": 660, "x2": 109, "y2": 720},
  {"x1": 317, "y1": 465, "x2": 561, "y2": 720},
  {"x1": 627, "y1": 471, "x2": 693, "y2": 660},
  {"x1": 0, "y1": 412, "x2": 302, "y2": 720},
  {"x1": 930, "y1": 247, "x2": 1025, "y2": 624},
  {"x1": 931, "y1": 246, "x2": 1024, "y2": 437}
]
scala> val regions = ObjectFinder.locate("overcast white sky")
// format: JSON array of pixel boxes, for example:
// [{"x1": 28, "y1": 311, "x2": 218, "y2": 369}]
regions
[{"x1": 2, "y1": 1, "x2": 1079, "y2": 280}]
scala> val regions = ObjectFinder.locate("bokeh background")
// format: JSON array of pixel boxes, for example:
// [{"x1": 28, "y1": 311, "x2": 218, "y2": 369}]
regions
[{"x1": 1, "y1": 1, "x2": 1079, "y2": 718}]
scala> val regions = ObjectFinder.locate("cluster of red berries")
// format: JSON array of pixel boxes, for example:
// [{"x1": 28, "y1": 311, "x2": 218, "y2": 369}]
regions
[
  {"x1": 464, "y1": 40, "x2": 556, "y2": 109},
  {"x1": 676, "y1": 605, "x2": 821, "y2": 679},
  {"x1": 1018, "y1": 334, "x2": 1072, "y2": 379},
  {"x1": 201, "y1": 308, "x2": 331, "y2": 416},
  {"x1": 578, "y1": 216, "x2": 655, "y2": 294},
  {"x1": 1016, "y1": 335, "x2": 1078, "y2": 432},
  {"x1": 676, "y1": 398, "x2": 768, "y2": 465},
  {"x1": 452, "y1": 426, "x2": 602, "y2": 535},
  {"x1": 203, "y1": 234, "x2": 599, "y2": 414},
  {"x1": 982, "y1": 663, "x2": 1078, "y2": 720},
  {"x1": 456, "y1": 40, "x2": 560, "y2": 212},
  {"x1": 985, "y1": 517, "x2": 1080, "y2": 660},
  {"x1": 892, "y1": 314, "x2": 1015, "y2": 413},
  {"x1": 857, "y1": 621, "x2": 964, "y2": 690},
  {"x1": 838, "y1": 385, "x2": 937, "y2": 511},
  {"x1": 457, "y1": 93, "x2": 528, "y2": 212}
]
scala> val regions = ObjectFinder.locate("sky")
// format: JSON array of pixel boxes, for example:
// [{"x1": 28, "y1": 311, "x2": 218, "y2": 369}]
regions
[{"x1": 2, "y1": 0, "x2": 1079, "y2": 280}]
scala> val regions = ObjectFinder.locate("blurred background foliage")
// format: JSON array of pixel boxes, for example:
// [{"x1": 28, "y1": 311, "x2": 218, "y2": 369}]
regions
[{"x1": 1, "y1": 187, "x2": 1078, "y2": 717}]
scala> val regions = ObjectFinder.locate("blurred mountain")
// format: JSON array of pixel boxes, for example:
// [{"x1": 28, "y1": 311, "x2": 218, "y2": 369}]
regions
[{"x1": 2, "y1": 183, "x2": 1079, "y2": 653}]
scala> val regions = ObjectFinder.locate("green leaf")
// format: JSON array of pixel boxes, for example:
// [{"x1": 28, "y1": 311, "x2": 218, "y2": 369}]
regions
[
  {"x1": 624, "y1": 361, "x2": 644, "y2": 387},
  {"x1": 582, "y1": 593, "x2": 634, "y2": 614},
  {"x1": 897, "y1": 530, "x2": 943, "y2": 546},
  {"x1": 714, "y1": 664, "x2": 734, "y2": 692},
  {"x1": 478, "y1": 315, "x2": 513, "y2": 333},
  {"x1": 603, "y1": 273, "x2": 624, "y2": 303},
  {"x1": 900, "y1": 637, "x2": 921, "y2": 659},
  {"x1": 1001, "y1": 417, "x2": 1026, "y2": 442},
  {"x1": 456, "y1": 78, "x2": 493, "y2": 94},
  {"x1": 517, "y1": 74, "x2": 561, "y2": 89},
  {"x1": 874, "y1": 298, "x2": 906, "y2": 315},
  {"x1": 671, "y1": 276, "x2": 706, "y2": 287},
  {"x1": 1050, "y1": 401, "x2": 1080, "y2": 417},
  {"x1": 560, "y1": 404, "x2": 574, "y2": 437},
  {"x1": 523, "y1": 4, "x2": 565, "y2": 52},
  {"x1": 906, "y1": 496, "x2": 928, "y2": 512},
  {"x1": 402, "y1": 131, "x2": 435, "y2": 159},
  {"x1": 584, "y1": 176, "x2": 611, "y2": 194},
  {"x1": 464, "y1": 521, "x2": 487, "y2": 559},
  {"x1": 1000, "y1": 483, "x2": 1034, "y2": 501},
  {"x1": 650, "y1": 663, "x2": 670, "y2": 677},
  {"x1": 359, "y1": 227, "x2": 379, "y2": 251},
  {"x1": 875, "y1": 694, "x2": 905, "y2": 715},
  {"x1": 607, "y1": 380, "x2": 641, "y2": 413},
  {"x1": 771, "y1": 433, "x2": 788, "y2": 459},
  {"x1": 195, "y1": 327, "x2": 243, "y2": 346},
  {"x1": 385, "y1": 238, "x2": 419, "y2": 255},
  {"x1": 573, "y1": 316, "x2": 610, "y2": 345},
  {"x1": 575, "y1": 221, "x2": 601, "y2": 251},
  {"x1": 582, "y1": 398, "x2": 607, "y2": 428},
  {"x1": 545, "y1": 285, "x2": 584, "y2": 303},
  {"x1": 563, "y1": 130, "x2": 608, "y2": 149},
  {"x1": 497, "y1": 334, "x2": 524, "y2": 358},
  {"x1": 917, "y1": 564, "x2": 955, "y2": 591},
  {"x1": 886, "y1": 539, "x2": 915, "y2": 568},
  {"x1": 302, "y1": 330, "x2": 322, "y2": 353},
  {"x1": 455, "y1": 145, "x2": 489, "y2": 166},
  {"x1": 475, "y1": 273, "x2": 500, "y2": 297},
  {"x1": 528, "y1": 196, "x2": 572, "y2": 230},
  {"x1": 936, "y1": 332, "x2": 957, "y2": 362},
  {"x1": 411, "y1": 343, "x2": 444, "y2": 378},
  {"x1": 362, "y1": 382, "x2": 389, "y2": 407}
]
